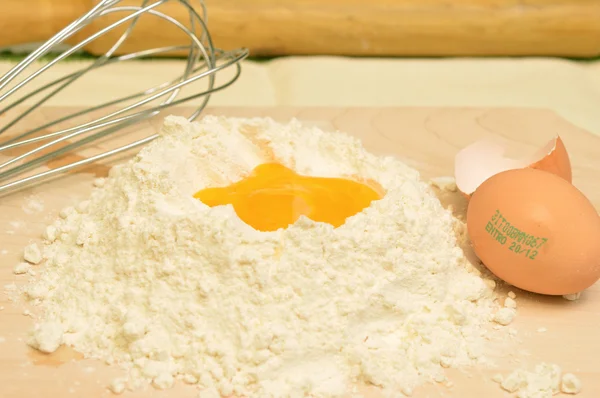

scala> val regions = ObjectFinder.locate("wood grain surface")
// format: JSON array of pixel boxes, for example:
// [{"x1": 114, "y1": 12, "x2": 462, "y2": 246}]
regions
[
  {"x1": 2, "y1": 0, "x2": 600, "y2": 57},
  {"x1": 1, "y1": 107, "x2": 600, "y2": 398}
]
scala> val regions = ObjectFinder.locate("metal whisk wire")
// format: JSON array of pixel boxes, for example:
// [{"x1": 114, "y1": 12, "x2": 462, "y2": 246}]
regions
[{"x1": 0, "y1": 0, "x2": 249, "y2": 194}]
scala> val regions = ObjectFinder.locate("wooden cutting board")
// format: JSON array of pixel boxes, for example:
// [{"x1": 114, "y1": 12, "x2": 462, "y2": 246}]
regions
[{"x1": 1, "y1": 107, "x2": 600, "y2": 398}]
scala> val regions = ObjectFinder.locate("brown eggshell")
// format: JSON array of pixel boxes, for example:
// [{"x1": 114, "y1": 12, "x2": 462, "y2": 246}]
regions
[
  {"x1": 467, "y1": 168, "x2": 600, "y2": 295},
  {"x1": 455, "y1": 135, "x2": 572, "y2": 199},
  {"x1": 529, "y1": 136, "x2": 572, "y2": 183}
]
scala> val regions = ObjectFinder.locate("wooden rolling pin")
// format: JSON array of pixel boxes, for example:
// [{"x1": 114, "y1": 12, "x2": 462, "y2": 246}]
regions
[{"x1": 2, "y1": 0, "x2": 600, "y2": 57}]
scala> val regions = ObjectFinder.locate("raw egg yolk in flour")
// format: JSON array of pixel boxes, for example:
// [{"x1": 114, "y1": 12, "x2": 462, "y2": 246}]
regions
[{"x1": 194, "y1": 163, "x2": 383, "y2": 231}]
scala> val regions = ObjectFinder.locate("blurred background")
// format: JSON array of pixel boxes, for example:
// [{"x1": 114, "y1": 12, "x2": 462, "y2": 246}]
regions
[{"x1": 2, "y1": 0, "x2": 600, "y2": 134}]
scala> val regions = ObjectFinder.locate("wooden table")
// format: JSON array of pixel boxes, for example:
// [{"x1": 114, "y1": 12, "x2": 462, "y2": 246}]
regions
[{"x1": 1, "y1": 107, "x2": 600, "y2": 397}]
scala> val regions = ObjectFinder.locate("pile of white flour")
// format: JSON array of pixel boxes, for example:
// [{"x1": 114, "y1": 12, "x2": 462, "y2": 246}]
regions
[{"x1": 21, "y1": 115, "x2": 503, "y2": 397}]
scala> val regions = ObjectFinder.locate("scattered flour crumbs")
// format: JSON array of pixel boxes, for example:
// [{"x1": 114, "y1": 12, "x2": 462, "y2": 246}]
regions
[
  {"x1": 494, "y1": 363, "x2": 582, "y2": 397},
  {"x1": 7, "y1": 116, "x2": 577, "y2": 397}
]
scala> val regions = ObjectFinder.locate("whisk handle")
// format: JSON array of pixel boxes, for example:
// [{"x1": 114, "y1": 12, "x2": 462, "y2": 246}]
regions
[{"x1": 0, "y1": 0, "x2": 90, "y2": 49}]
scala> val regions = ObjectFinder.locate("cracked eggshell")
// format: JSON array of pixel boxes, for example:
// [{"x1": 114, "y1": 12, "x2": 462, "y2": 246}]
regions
[{"x1": 455, "y1": 135, "x2": 572, "y2": 198}]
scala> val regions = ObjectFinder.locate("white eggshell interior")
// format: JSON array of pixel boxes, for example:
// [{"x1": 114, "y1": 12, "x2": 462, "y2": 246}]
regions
[{"x1": 454, "y1": 137, "x2": 558, "y2": 195}]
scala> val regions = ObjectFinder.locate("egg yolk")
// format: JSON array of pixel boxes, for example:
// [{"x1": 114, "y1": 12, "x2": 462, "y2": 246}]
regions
[{"x1": 194, "y1": 163, "x2": 383, "y2": 231}]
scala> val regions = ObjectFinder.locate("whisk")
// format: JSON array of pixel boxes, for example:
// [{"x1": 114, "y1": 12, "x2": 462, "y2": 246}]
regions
[{"x1": 0, "y1": 0, "x2": 248, "y2": 194}]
